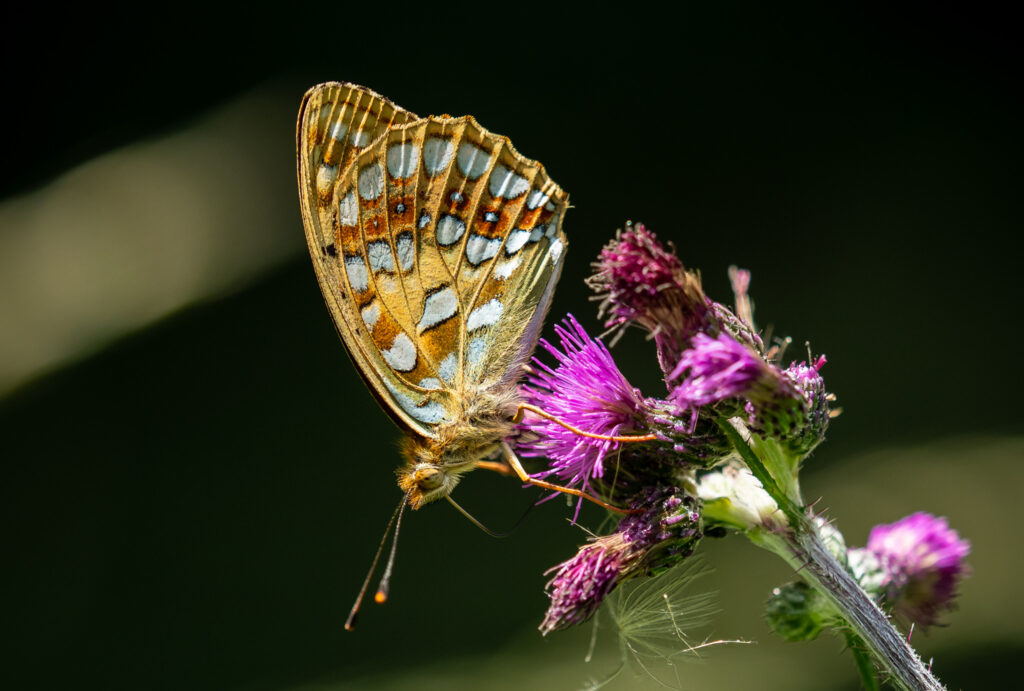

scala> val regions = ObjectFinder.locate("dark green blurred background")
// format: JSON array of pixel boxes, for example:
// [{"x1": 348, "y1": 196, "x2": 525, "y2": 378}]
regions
[{"x1": 3, "y1": 5, "x2": 1021, "y2": 690}]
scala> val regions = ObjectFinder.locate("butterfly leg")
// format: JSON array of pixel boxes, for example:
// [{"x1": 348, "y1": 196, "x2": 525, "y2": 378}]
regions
[
  {"x1": 513, "y1": 404, "x2": 659, "y2": 443},
  {"x1": 499, "y1": 442, "x2": 638, "y2": 515},
  {"x1": 475, "y1": 460, "x2": 516, "y2": 476}
]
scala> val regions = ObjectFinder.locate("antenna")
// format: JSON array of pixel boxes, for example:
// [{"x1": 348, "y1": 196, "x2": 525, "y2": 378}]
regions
[
  {"x1": 345, "y1": 492, "x2": 409, "y2": 631},
  {"x1": 373, "y1": 495, "x2": 408, "y2": 605}
]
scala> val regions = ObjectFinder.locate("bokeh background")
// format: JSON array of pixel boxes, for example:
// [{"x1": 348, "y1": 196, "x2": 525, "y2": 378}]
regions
[{"x1": 3, "y1": 5, "x2": 1021, "y2": 689}]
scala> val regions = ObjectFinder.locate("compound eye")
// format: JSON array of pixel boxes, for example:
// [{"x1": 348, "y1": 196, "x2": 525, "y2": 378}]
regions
[{"x1": 415, "y1": 467, "x2": 444, "y2": 491}]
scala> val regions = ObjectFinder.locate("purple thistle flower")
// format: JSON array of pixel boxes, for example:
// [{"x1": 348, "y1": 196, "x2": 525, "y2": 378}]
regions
[
  {"x1": 669, "y1": 332, "x2": 774, "y2": 412},
  {"x1": 517, "y1": 314, "x2": 656, "y2": 501},
  {"x1": 865, "y1": 512, "x2": 971, "y2": 628},
  {"x1": 668, "y1": 333, "x2": 830, "y2": 452},
  {"x1": 539, "y1": 487, "x2": 702, "y2": 635},
  {"x1": 586, "y1": 222, "x2": 715, "y2": 376},
  {"x1": 539, "y1": 535, "x2": 626, "y2": 635}
]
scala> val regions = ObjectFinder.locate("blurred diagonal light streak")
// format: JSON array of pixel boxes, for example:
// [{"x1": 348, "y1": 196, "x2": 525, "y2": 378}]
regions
[{"x1": 0, "y1": 85, "x2": 301, "y2": 396}]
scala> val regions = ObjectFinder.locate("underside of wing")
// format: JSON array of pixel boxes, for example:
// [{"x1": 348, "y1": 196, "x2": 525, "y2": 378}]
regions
[
  {"x1": 298, "y1": 83, "x2": 568, "y2": 438},
  {"x1": 298, "y1": 82, "x2": 418, "y2": 261}
]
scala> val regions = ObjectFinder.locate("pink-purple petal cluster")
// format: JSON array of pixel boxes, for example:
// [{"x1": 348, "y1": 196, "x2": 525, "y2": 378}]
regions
[
  {"x1": 668, "y1": 332, "x2": 825, "y2": 446},
  {"x1": 587, "y1": 222, "x2": 714, "y2": 375},
  {"x1": 539, "y1": 486, "x2": 702, "y2": 634},
  {"x1": 517, "y1": 315, "x2": 654, "y2": 499},
  {"x1": 865, "y1": 512, "x2": 971, "y2": 628},
  {"x1": 539, "y1": 536, "x2": 626, "y2": 635},
  {"x1": 669, "y1": 332, "x2": 771, "y2": 412}
]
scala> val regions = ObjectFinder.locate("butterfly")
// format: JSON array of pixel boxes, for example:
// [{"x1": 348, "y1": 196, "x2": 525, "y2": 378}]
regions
[
  {"x1": 297, "y1": 83, "x2": 652, "y2": 627},
  {"x1": 296, "y1": 81, "x2": 581, "y2": 504}
]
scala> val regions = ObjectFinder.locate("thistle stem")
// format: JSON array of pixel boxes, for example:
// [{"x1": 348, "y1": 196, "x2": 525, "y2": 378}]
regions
[
  {"x1": 845, "y1": 631, "x2": 881, "y2": 691},
  {"x1": 722, "y1": 422, "x2": 946, "y2": 691},
  {"x1": 786, "y1": 526, "x2": 944, "y2": 690}
]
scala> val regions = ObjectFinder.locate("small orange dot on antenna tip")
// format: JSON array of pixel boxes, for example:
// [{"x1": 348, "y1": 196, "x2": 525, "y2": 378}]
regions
[{"x1": 374, "y1": 591, "x2": 388, "y2": 604}]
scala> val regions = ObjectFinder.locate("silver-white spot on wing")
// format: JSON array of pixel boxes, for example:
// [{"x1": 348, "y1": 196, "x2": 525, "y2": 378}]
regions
[
  {"x1": 504, "y1": 229, "x2": 530, "y2": 255},
  {"x1": 382, "y1": 332, "x2": 417, "y2": 372},
  {"x1": 423, "y1": 137, "x2": 454, "y2": 175},
  {"x1": 361, "y1": 302, "x2": 380, "y2": 329},
  {"x1": 465, "y1": 234, "x2": 502, "y2": 266},
  {"x1": 338, "y1": 191, "x2": 358, "y2": 226},
  {"x1": 316, "y1": 164, "x2": 337, "y2": 192},
  {"x1": 456, "y1": 141, "x2": 491, "y2": 180},
  {"x1": 418, "y1": 212, "x2": 431, "y2": 230},
  {"x1": 396, "y1": 232, "x2": 414, "y2": 271},
  {"x1": 386, "y1": 142, "x2": 420, "y2": 179},
  {"x1": 439, "y1": 352, "x2": 458, "y2": 384},
  {"x1": 328, "y1": 120, "x2": 347, "y2": 141},
  {"x1": 418, "y1": 287, "x2": 459, "y2": 332},
  {"x1": 358, "y1": 163, "x2": 384, "y2": 200},
  {"x1": 385, "y1": 381, "x2": 446, "y2": 424},
  {"x1": 350, "y1": 130, "x2": 372, "y2": 147},
  {"x1": 345, "y1": 256, "x2": 368, "y2": 292},
  {"x1": 494, "y1": 256, "x2": 522, "y2": 280},
  {"x1": 526, "y1": 189, "x2": 549, "y2": 209},
  {"x1": 467, "y1": 336, "x2": 487, "y2": 367},
  {"x1": 367, "y1": 240, "x2": 394, "y2": 272},
  {"x1": 437, "y1": 215, "x2": 466, "y2": 246},
  {"x1": 418, "y1": 377, "x2": 442, "y2": 390},
  {"x1": 467, "y1": 298, "x2": 503, "y2": 332},
  {"x1": 488, "y1": 164, "x2": 529, "y2": 199},
  {"x1": 549, "y1": 238, "x2": 564, "y2": 264}
]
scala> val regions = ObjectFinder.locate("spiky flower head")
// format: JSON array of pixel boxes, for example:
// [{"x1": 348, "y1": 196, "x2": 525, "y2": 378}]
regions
[
  {"x1": 539, "y1": 535, "x2": 624, "y2": 635},
  {"x1": 864, "y1": 512, "x2": 971, "y2": 628},
  {"x1": 517, "y1": 315, "x2": 658, "y2": 502},
  {"x1": 669, "y1": 332, "x2": 778, "y2": 414},
  {"x1": 586, "y1": 222, "x2": 715, "y2": 376},
  {"x1": 539, "y1": 486, "x2": 702, "y2": 634},
  {"x1": 669, "y1": 332, "x2": 830, "y2": 454}
]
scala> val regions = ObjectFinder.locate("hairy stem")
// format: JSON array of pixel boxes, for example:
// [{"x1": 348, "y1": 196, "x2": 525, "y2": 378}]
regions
[
  {"x1": 724, "y1": 422, "x2": 945, "y2": 690},
  {"x1": 787, "y1": 525, "x2": 944, "y2": 690}
]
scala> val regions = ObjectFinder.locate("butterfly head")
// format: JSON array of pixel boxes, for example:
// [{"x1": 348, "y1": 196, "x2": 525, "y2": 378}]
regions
[
  {"x1": 398, "y1": 422, "x2": 508, "y2": 509},
  {"x1": 397, "y1": 462, "x2": 460, "y2": 509}
]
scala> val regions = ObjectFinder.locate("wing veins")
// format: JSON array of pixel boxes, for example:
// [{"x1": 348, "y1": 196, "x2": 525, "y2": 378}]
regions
[
  {"x1": 463, "y1": 164, "x2": 543, "y2": 319},
  {"x1": 349, "y1": 164, "x2": 442, "y2": 387}
]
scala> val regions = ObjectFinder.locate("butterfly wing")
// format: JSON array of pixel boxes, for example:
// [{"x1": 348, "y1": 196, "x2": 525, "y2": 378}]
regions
[
  {"x1": 298, "y1": 83, "x2": 568, "y2": 439},
  {"x1": 433, "y1": 119, "x2": 568, "y2": 390},
  {"x1": 298, "y1": 82, "x2": 418, "y2": 261}
]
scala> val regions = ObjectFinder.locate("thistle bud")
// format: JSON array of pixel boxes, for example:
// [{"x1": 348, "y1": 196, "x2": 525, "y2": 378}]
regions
[
  {"x1": 764, "y1": 581, "x2": 828, "y2": 642},
  {"x1": 539, "y1": 486, "x2": 702, "y2": 634}
]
